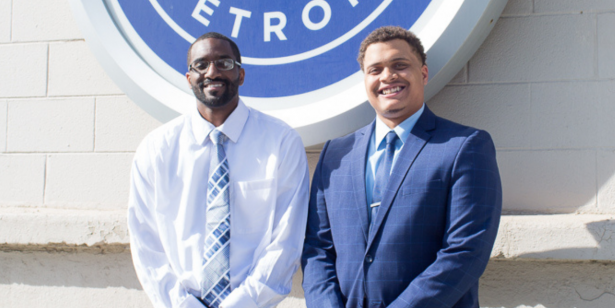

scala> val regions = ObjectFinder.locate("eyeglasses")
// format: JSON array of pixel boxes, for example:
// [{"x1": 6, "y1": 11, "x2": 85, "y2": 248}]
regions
[{"x1": 189, "y1": 58, "x2": 241, "y2": 74}]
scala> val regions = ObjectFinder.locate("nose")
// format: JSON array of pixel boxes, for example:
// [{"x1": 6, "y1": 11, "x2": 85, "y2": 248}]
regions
[
  {"x1": 380, "y1": 67, "x2": 397, "y2": 83},
  {"x1": 203, "y1": 61, "x2": 222, "y2": 79}
]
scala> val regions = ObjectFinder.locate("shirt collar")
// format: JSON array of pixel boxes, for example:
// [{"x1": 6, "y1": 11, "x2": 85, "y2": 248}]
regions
[
  {"x1": 374, "y1": 103, "x2": 425, "y2": 149},
  {"x1": 191, "y1": 99, "x2": 250, "y2": 145}
]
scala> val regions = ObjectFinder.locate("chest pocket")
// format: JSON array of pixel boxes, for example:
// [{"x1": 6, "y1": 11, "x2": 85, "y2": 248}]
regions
[
  {"x1": 232, "y1": 178, "x2": 276, "y2": 234},
  {"x1": 401, "y1": 178, "x2": 444, "y2": 195}
]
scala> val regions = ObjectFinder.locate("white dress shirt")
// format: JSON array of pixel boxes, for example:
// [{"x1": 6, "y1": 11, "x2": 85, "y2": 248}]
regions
[{"x1": 128, "y1": 100, "x2": 310, "y2": 308}]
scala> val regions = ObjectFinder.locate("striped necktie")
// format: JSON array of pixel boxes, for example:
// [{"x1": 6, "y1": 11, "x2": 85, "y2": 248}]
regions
[{"x1": 201, "y1": 129, "x2": 231, "y2": 308}]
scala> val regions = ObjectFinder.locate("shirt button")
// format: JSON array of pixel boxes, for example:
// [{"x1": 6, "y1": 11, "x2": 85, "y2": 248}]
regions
[{"x1": 365, "y1": 254, "x2": 373, "y2": 263}]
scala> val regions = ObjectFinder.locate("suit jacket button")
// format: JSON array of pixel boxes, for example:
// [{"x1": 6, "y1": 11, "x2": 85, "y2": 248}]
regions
[{"x1": 365, "y1": 255, "x2": 373, "y2": 263}]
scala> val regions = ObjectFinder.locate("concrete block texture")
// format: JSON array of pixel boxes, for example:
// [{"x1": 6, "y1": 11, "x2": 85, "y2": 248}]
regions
[
  {"x1": 11, "y1": 0, "x2": 82, "y2": 42},
  {"x1": 7, "y1": 98, "x2": 94, "y2": 152},
  {"x1": 597, "y1": 150, "x2": 615, "y2": 212},
  {"x1": 481, "y1": 260, "x2": 615, "y2": 308},
  {"x1": 530, "y1": 80, "x2": 615, "y2": 149},
  {"x1": 0, "y1": 251, "x2": 150, "y2": 308},
  {"x1": 502, "y1": 0, "x2": 533, "y2": 16},
  {"x1": 0, "y1": 0, "x2": 10, "y2": 43},
  {"x1": 598, "y1": 13, "x2": 615, "y2": 78},
  {"x1": 0, "y1": 250, "x2": 305, "y2": 308},
  {"x1": 306, "y1": 151, "x2": 321, "y2": 183},
  {"x1": 492, "y1": 215, "x2": 615, "y2": 260},
  {"x1": 0, "y1": 207, "x2": 128, "y2": 246},
  {"x1": 3, "y1": 250, "x2": 615, "y2": 308},
  {"x1": 45, "y1": 153, "x2": 133, "y2": 210},
  {"x1": 4, "y1": 209, "x2": 615, "y2": 263},
  {"x1": 497, "y1": 150, "x2": 596, "y2": 213},
  {"x1": 0, "y1": 154, "x2": 45, "y2": 206},
  {"x1": 427, "y1": 84, "x2": 531, "y2": 149},
  {"x1": 0, "y1": 100, "x2": 6, "y2": 152},
  {"x1": 534, "y1": 0, "x2": 615, "y2": 13},
  {"x1": 48, "y1": 41, "x2": 122, "y2": 96},
  {"x1": 469, "y1": 14, "x2": 594, "y2": 83},
  {"x1": 95, "y1": 96, "x2": 161, "y2": 152},
  {"x1": 0, "y1": 43, "x2": 47, "y2": 98},
  {"x1": 448, "y1": 65, "x2": 467, "y2": 84}
]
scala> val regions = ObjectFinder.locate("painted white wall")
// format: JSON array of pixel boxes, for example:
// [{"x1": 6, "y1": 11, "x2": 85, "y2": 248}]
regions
[{"x1": 1, "y1": 0, "x2": 615, "y2": 307}]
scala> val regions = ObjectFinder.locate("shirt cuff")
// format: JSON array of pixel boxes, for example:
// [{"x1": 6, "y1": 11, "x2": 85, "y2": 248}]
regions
[
  {"x1": 177, "y1": 294, "x2": 206, "y2": 308},
  {"x1": 219, "y1": 287, "x2": 258, "y2": 308}
]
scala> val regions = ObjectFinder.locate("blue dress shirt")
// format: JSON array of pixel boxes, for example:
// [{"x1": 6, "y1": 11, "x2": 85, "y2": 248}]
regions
[{"x1": 365, "y1": 104, "x2": 425, "y2": 213}]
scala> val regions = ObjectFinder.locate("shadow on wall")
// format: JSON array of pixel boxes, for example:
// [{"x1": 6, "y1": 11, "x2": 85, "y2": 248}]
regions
[
  {"x1": 516, "y1": 220, "x2": 615, "y2": 261},
  {"x1": 479, "y1": 258, "x2": 615, "y2": 308},
  {"x1": 480, "y1": 220, "x2": 615, "y2": 308},
  {"x1": 3, "y1": 240, "x2": 615, "y2": 307}
]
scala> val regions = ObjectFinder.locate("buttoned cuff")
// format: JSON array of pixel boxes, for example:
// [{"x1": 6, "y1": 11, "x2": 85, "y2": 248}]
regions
[{"x1": 219, "y1": 287, "x2": 258, "y2": 308}]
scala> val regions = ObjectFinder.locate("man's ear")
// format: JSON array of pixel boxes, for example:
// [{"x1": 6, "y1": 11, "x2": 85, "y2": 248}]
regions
[
  {"x1": 238, "y1": 68, "x2": 245, "y2": 86},
  {"x1": 422, "y1": 65, "x2": 429, "y2": 85},
  {"x1": 186, "y1": 72, "x2": 192, "y2": 86}
]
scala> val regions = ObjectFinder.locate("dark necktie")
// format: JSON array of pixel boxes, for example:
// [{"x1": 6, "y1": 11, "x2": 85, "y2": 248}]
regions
[{"x1": 370, "y1": 131, "x2": 398, "y2": 232}]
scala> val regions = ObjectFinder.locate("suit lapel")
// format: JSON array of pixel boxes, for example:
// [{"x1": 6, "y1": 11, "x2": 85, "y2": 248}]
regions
[
  {"x1": 350, "y1": 122, "x2": 374, "y2": 242},
  {"x1": 367, "y1": 107, "x2": 437, "y2": 247}
]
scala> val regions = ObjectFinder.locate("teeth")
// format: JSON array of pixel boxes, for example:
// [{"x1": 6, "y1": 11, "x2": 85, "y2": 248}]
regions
[
  {"x1": 382, "y1": 86, "x2": 402, "y2": 95},
  {"x1": 206, "y1": 83, "x2": 223, "y2": 88}
]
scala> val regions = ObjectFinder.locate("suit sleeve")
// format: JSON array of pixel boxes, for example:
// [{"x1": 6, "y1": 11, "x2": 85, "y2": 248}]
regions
[
  {"x1": 388, "y1": 130, "x2": 502, "y2": 308},
  {"x1": 221, "y1": 130, "x2": 310, "y2": 308},
  {"x1": 127, "y1": 140, "x2": 205, "y2": 308},
  {"x1": 301, "y1": 141, "x2": 345, "y2": 308}
]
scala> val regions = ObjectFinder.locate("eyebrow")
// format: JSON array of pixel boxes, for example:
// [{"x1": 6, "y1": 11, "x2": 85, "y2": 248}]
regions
[
  {"x1": 191, "y1": 55, "x2": 234, "y2": 63},
  {"x1": 366, "y1": 57, "x2": 411, "y2": 68}
]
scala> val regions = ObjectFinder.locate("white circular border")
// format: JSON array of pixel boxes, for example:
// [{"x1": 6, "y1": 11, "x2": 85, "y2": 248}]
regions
[{"x1": 69, "y1": 0, "x2": 508, "y2": 147}]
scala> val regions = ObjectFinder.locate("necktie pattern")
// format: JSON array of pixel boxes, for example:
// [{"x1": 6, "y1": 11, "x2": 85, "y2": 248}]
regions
[
  {"x1": 201, "y1": 129, "x2": 231, "y2": 308},
  {"x1": 370, "y1": 131, "x2": 398, "y2": 232}
]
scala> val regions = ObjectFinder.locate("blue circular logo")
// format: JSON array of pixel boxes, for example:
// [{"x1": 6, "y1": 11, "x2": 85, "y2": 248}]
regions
[
  {"x1": 117, "y1": 0, "x2": 429, "y2": 98},
  {"x1": 71, "y1": 0, "x2": 507, "y2": 146}
]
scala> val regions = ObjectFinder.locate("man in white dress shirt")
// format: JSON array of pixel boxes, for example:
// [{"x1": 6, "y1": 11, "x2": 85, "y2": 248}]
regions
[{"x1": 128, "y1": 32, "x2": 310, "y2": 308}]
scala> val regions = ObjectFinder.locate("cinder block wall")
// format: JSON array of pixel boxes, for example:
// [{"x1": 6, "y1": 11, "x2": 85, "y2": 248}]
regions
[
  {"x1": 429, "y1": 0, "x2": 615, "y2": 215},
  {"x1": 0, "y1": 0, "x2": 160, "y2": 211},
  {"x1": 1, "y1": 0, "x2": 615, "y2": 307}
]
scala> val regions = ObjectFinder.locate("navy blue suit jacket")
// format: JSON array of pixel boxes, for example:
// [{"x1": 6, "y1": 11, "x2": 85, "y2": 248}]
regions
[{"x1": 301, "y1": 107, "x2": 502, "y2": 308}]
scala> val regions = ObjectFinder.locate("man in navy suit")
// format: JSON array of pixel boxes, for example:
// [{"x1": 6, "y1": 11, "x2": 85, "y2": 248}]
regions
[{"x1": 301, "y1": 26, "x2": 502, "y2": 308}]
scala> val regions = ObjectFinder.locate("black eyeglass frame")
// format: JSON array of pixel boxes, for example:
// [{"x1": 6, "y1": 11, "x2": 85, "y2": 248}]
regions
[{"x1": 188, "y1": 58, "x2": 242, "y2": 74}]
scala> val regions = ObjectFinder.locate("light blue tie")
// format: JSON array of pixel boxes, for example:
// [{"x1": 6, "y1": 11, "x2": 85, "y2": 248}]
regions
[
  {"x1": 201, "y1": 129, "x2": 231, "y2": 308},
  {"x1": 370, "y1": 131, "x2": 398, "y2": 233}
]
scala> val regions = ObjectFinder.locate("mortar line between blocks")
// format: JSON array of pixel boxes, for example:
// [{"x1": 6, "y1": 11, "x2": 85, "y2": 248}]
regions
[
  {"x1": 0, "y1": 94, "x2": 128, "y2": 101},
  {"x1": 93, "y1": 97, "x2": 97, "y2": 152},
  {"x1": 528, "y1": 83, "x2": 533, "y2": 149},
  {"x1": 45, "y1": 43, "x2": 50, "y2": 97},
  {"x1": 3, "y1": 101, "x2": 7, "y2": 151},
  {"x1": 531, "y1": 0, "x2": 534, "y2": 14},
  {"x1": 43, "y1": 154, "x2": 48, "y2": 206},
  {"x1": 9, "y1": 0, "x2": 12, "y2": 42},
  {"x1": 464, "y1": 62, "x2": 469, "y2": 83},
  {"x1": 0, "y1": 38, "x2": 85, "y2": 45},
  {"x1": 595, "y1": 150, "x2": 599, "y2": 211},
  {"x1": 594, "y1": 13, "x2": 599, "y2": 78}
]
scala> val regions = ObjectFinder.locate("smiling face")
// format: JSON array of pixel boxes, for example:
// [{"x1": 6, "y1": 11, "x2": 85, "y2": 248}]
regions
[
  {"x1": 363, "y1": 39, "x2": 428, "y2": 128},
  {"x1": 186, "y1": 38, "x2": 245, "y2": 110}
]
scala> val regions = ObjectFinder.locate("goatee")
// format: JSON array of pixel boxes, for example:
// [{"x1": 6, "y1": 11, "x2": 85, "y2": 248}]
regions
[{"x1": 193, "y1": 77, "x2": 239, "y2": 108}]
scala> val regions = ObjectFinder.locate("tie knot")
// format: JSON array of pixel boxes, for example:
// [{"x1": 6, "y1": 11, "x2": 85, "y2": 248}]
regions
[
  {"x1": 210, "y1": 129, "x2": 226, "y2": 145},
  {"x1": 385, "y1": 131, "x2": 398, "y2": 145}
]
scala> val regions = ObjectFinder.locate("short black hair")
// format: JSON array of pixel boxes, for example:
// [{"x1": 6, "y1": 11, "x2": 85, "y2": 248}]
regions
[
  {"x1": 357, "y1": 26, "x2": 426, "y2": 71},
  {"x1": 186, "y1": 32, "x2": 242, "y2": 67}
]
